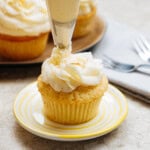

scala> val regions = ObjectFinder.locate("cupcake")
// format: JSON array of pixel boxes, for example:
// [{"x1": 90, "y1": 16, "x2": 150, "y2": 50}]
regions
[
  {"x1": 0, "y1": 0, "x2": 50, "y2": 61},
  {"x1": 38, "y1": 47, "x2": 108, "y2": 125},
  {"x1": 73, "y1": 0, "x2": 96, "y2": 38}
]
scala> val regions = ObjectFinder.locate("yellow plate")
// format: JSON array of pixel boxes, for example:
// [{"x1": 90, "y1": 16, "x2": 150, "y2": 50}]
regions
[{"x1": 13, "y1": 82, "x2": 128, "y2": 141}]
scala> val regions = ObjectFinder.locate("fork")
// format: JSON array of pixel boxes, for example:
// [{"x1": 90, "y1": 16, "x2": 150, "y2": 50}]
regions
[
  {"x1": 134, "y1": 35, "x2": 150, "y2": 63},
  {"x1": 103, "y1": 55, "x2": 150, "y2": 75}
]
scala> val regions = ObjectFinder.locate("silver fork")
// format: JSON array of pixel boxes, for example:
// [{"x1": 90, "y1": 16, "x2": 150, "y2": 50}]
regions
[
  {"x1": 134, "y1": 36, "x2": 150, "y2": 63},
  {"x1": 103, "y1": 55, "x2": 150, "y2": 75}
]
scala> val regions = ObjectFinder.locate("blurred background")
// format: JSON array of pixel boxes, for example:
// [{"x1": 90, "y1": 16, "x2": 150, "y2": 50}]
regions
[{"x1": 99, "y1": 0, "x2": 150, "y2": 35}]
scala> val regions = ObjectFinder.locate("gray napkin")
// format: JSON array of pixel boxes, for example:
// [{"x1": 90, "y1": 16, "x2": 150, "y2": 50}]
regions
[{"x1": 92, "y1": 19, "x2": 150, "y2": 103}]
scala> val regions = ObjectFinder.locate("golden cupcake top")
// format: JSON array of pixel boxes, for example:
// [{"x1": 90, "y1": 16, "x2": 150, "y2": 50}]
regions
[{"x1": 0, "y1": 0, "x2": 50, "y2": 36}]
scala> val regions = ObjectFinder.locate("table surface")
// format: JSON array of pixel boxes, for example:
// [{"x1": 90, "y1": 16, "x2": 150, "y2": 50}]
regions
[{"x1": 0, "y1": 0, "x2": 150, "y2": 150}]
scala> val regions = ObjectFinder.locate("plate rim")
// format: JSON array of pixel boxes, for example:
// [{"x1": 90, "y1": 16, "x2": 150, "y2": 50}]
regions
[{"x1": 13, "y1": 82, "x2": 128, "y2": 141}]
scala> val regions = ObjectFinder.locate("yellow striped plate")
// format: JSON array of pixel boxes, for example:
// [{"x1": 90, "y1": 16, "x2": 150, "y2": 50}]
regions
[{"x1": 13, "y1": 82, "x2": 128, "y2": 141}]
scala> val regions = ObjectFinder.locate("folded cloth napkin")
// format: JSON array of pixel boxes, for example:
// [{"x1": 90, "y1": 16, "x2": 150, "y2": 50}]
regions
[{"x1": 92, "y1": 19, "x2": 150, "y2": 103}]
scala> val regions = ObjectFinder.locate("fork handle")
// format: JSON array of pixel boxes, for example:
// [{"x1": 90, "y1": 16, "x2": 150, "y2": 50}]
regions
[{"x1": 136, "y1": 64, "x2": 150, "y2": 75}]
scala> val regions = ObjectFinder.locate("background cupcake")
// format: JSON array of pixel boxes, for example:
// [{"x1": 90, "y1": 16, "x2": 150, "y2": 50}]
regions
[
  {"x1": 73, "y1": 0, "x2": 97, "y2": 38},
  {"x1": 0, "y1": 0, "x2": 50, "y2": 61}
]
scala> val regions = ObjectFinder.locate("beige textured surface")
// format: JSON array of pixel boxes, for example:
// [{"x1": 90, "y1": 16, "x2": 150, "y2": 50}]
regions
[{"x1": 0, "y1": 0, "x2": 150, "y2": 150}]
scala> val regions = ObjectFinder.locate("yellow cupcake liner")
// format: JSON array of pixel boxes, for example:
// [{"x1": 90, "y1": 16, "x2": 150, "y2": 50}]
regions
[
  {"x1": 42, "y1": 96, "x2": 102, "y2": 125},
  {"x1": 0, "y1": 33, "x2": 48, "y2": 61}
]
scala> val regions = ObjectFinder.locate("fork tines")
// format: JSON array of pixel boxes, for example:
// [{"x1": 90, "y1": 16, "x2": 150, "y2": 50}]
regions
[
  {"x1": 102, "y1": 55, "x2": 121, "y2": 69},
  {"x1": 134, "y1": 35, "x2": 150, "y2": 62}
]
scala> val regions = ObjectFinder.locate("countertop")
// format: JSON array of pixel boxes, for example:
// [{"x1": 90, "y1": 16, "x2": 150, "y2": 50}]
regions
[{"x1": 0, "y1": 0, "x2": 150, "y2": 150}]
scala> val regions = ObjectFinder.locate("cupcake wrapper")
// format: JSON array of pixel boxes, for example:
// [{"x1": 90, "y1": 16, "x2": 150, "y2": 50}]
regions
[
  {"x1": 43, "y1": 97, "x2": 101, "y2": 125},
  {"x1": 0, "y1": 33, "x2": 48, "y2": 61}
]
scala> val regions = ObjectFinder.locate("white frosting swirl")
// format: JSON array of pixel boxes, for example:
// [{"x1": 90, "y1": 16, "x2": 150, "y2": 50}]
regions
[
  {"x1": 0, "y1": 0, "x2": 50, "y2": 36},
  {"x1": 41, "y1": 47, "x2": 103, "y2": 93}
]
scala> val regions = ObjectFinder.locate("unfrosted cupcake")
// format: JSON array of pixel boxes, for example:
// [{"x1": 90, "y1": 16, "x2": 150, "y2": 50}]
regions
[
  {"x1": 38, "y1": 47, "x2": 108, "y2": 125},
  {"x1": 73, "y1": 0, "x2": 96, "y2": 38},
  {"x1": 0, "y1": 0, "x2": 50, "y2": 61}
]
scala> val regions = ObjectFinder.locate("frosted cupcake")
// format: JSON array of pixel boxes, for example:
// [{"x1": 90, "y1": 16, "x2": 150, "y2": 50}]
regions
[
  {"x1": 0, "y1": 0, "x2": 50, "y2": 61},
  {"x1": 73, "y1": 0, "x2": 96, "y2": 38},
  {"x1": 38, "y1": 47, "x2": 108, "y2": 125}
]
